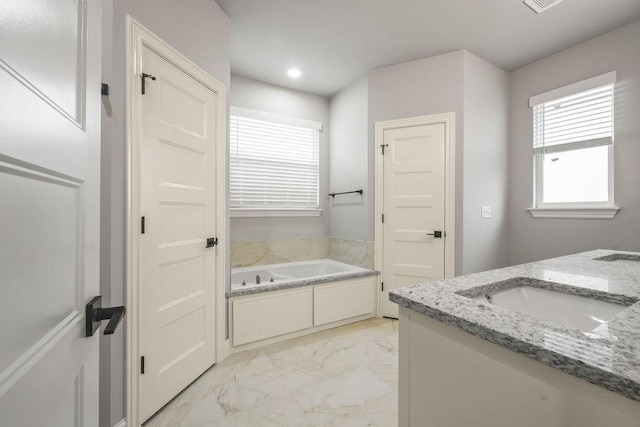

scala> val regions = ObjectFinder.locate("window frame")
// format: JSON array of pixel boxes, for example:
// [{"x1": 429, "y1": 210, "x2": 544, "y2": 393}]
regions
[
  {"x1": 528, "y1": 72, "x2": 620, "y2": 219},
  {"x1": 229, "y1": 106, "x2": 323, "y2": 218}
]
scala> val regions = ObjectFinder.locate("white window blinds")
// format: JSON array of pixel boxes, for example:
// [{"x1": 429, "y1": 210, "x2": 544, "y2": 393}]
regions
[
  {"x1": 531, "y1": 72, "x2": 615, "y2": 155},
  {"x1": 230, "y1": 111, "x2": 320, "y2": 209}
]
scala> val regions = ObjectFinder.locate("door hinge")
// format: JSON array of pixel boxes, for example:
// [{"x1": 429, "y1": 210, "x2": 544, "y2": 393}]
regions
[
  {"x1": 380, "y1": 144, "x2": 389, "y2": 155},
  {"x1": 141, "y1": 216, "x2": 146, "y2": 234},
  {"x1": 101, "y1": 83, "x2": 109, "y2": 96},
  {"x1": 381, "y1": 214, "x2": 384, "y2": 223},
  {"x1": 141, "y1": 356, "x2": 145, "y2": 374},
  {"x1": 381, "y1": 281, "x2": 384, "y2": 292},
  {"x1": 141, "y1": 73, "x2": 156, "y2": 94}
]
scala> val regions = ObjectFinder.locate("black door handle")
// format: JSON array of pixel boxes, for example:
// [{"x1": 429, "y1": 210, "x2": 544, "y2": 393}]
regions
[
  {"x1": 141, "y1": 72, "x2": 156, "y2": 95},
  {"x1": 86, "y1": 296, "x2": 126, "y2": 337},
  {"x1": 426, "y1": 231, "x2": 443, "y2": 238},
  {"x1": 206, "y1": 237, "x2": 218, "y2": 248}
]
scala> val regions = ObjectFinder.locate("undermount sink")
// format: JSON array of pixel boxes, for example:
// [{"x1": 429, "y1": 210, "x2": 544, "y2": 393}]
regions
[{"x1": 473, "y1": 285, "x2": 631, "y2": 332}]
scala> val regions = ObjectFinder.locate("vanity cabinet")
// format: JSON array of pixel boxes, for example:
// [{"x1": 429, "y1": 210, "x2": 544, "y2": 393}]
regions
[{"x1": 398, "y1": 306, "x2": 640, "y2": 427}]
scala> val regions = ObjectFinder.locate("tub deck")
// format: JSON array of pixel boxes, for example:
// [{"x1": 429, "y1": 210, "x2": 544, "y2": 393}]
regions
[{"x1": 227, "y1": 259, "x2": 378, "y2": 297}]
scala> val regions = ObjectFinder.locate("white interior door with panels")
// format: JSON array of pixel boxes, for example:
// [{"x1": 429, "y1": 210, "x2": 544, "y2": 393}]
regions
[
  {"x1": 376, "y1": 115, "x2": 455, "y2": 319},
  {"x1": 136, "y1": 41, "x2": 221, "y2": 422},
  {"x1": 0, "y1": 0, "x2": 102, "y2": 425}
]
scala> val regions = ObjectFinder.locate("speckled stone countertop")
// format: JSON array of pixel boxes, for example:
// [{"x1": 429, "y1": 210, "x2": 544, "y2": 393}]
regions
[
  {"x1": 226, "y1": 270, "x2": 379, "y2": 297},
  {"x1": 389, "y1": 249, "x2": 640, "y2": 402}
]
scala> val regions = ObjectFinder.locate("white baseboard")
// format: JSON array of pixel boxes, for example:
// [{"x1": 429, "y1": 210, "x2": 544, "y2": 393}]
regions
[{"x1": 114, "y1": 419, "x2": 126, "y2": 427}]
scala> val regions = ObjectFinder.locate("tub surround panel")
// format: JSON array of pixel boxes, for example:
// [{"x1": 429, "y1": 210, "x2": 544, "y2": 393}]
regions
[
  {"x1": 390, "y1": 249, "x2": 640, "y2": 401},
  {"x1": 232, "y1": 288, "x2": 313, "y2": 346},
  {"x1": 328, "y1": 238, "x2": 373, "y2": 269},
  {"x1": 268, "y1": 239, "x2": 329, "y2": 265},
  {"x1": 230, "y1": 240, "x2": 269, "y2": 267},
  {"x1": 229, "y1": 276, "x2": 379, "y2": 349},
  {"x1": 230, "y1": 237, "x2": 374, "y2": 269},
  {"x1": 230, "y1": 238, "x2": 329, "y2": 268}
]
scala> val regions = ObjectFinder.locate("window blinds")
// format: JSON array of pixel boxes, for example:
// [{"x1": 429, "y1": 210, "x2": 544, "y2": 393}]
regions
[
  {"x1": 230, "y1": 113, "x2": 320, "y2": 209},
  {"x1": 532, "y1": 83, "x2": 614, "y2": 155}
]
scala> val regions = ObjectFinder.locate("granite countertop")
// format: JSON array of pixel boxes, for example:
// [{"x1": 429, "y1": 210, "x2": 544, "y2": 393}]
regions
[
  {"x1": 389, "y1": 249, "x2": 640, "y2": 402},
  {"x1": 227, "y1": 269, "x2": 379, "y2": 297}
]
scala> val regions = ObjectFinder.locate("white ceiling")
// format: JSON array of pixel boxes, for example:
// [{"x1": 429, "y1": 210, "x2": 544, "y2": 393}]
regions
[{"x1": 215, "y1": 0, "x2": 640, "y2": 97}]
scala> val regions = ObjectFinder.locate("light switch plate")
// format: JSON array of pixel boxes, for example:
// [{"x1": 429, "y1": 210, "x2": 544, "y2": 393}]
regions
[{"x1": 481, "y1": 206, "x2": 492, "y2": 219}]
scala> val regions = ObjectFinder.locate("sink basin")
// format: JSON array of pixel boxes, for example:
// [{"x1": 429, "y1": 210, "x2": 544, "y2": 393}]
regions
[{"x1": 473, "y1": 286, "x2": 629, "y2": 332}]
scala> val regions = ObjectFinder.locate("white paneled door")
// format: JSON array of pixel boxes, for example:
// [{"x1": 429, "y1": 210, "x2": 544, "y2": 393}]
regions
[
  {"x1": 381, "y1": 123, "x2": 446, "y2": 318},
  {"x1": 138, "y1": 45, "x2": 218, "y2": 422},
  {"x1": 0, "y1": 0, "x2": 102, "y2": 426}
]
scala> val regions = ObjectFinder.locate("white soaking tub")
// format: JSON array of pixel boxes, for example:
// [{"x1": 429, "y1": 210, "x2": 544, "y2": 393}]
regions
[
  {"x1": 230, "y1": 258, "x2": 372, "y2": 292},
  {"x1": 227, "y1": 259, "x2": 379, "y2": 348}
]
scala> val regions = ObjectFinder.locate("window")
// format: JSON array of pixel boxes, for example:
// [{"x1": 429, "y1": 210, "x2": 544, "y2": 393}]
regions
[
  {"x1": 229, "y1": 107, "x2": 321, "y2": 216},
  {"x1": 529, "y1": 71, "x2": 619, "y2": 219}
]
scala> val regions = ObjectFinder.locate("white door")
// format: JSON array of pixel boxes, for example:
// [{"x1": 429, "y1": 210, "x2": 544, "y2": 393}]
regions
[
  {"x1": 381, "y1": 123, "x2": 446, "y2": 318},
  {"x1": 138, "y1": 45, "x2": 218, "y2": 422},
  {"x1": 0, "y1": 0, "x2": 102, "y2": 426}
]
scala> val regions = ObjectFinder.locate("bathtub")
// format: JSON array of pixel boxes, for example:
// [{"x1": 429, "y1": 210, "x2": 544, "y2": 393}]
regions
[
  {"x1": 229, "y1": 259, "x2": 376, "y2": 296},
  {"x1": 227, "y1": 259, "x2": 379, "y2": 348}
]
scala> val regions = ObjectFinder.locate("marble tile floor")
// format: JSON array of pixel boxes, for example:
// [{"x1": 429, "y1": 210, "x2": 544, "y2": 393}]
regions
[{"x1": 144, "y1": 318, "x2": 398, "y2": 427}]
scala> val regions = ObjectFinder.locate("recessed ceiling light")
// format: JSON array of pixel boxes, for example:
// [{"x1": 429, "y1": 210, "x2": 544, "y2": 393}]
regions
[{"x1": 287, "y1": 68, "x2": 302, "y2": 78}]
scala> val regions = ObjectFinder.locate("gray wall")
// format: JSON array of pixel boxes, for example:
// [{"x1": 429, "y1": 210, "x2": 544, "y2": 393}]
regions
[
  {"x1": 367, "y1": 49, "x2": 511, "y2": 275},
  {"x1": 508, "y1": 19, "x2": 640, "y2": 265},
  {"x1": 328, "y1": 75, "x2": 370, "y2": 241},
  {"x1": 462, "y1": 51, "x2": 510, "y2": 274},
  {"x1": 368, "y1": 51, "x2": 466, "y2": 274},
  {"x1": 100, "y1": 1, "x2": 230, "y2": 426},
  {"x1": 229, "y1": 75, "x2": 330, "y2": 242}
]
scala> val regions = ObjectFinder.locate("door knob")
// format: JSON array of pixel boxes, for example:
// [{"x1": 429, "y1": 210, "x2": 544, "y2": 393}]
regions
[
  {"x1": 426, "y1": 231, "x2": 443, "y2": 238},
  {"x1": 206, "y1": 237, "x2": 219, "y2": 248},
  {"x1": 85, "y1": 296, "x2": 126, "y2": 337}
]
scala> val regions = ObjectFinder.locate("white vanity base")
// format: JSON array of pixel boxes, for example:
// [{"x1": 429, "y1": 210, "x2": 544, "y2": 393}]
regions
[{"x1": 399, "y1": 306, "x2": 640, "y2": 427}]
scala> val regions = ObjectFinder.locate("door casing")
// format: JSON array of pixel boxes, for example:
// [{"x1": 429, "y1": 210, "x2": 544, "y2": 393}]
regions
[
  {"x1": 125, "y1": 17, "x2": 227, "y2": 427},
  {"x1": 374, "y1": 113, "x2": 456, "y2": 316}
]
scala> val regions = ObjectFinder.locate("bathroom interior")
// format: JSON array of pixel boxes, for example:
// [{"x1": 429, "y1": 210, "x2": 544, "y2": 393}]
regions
[
  {"x1": 2, "y1": 0, "x2": 640, "y2": 426},
  {"x1": 126, "y1": 1, "x2": 640, "y2": 423}
]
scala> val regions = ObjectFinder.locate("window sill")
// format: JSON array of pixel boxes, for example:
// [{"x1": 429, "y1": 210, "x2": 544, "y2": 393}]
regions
[
  {"x1": 231, "y1": 209, "x2": 323, "y2": 218},
  {"x1": 528, "y1": 206, "x2": 620, "y2": 219}
]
